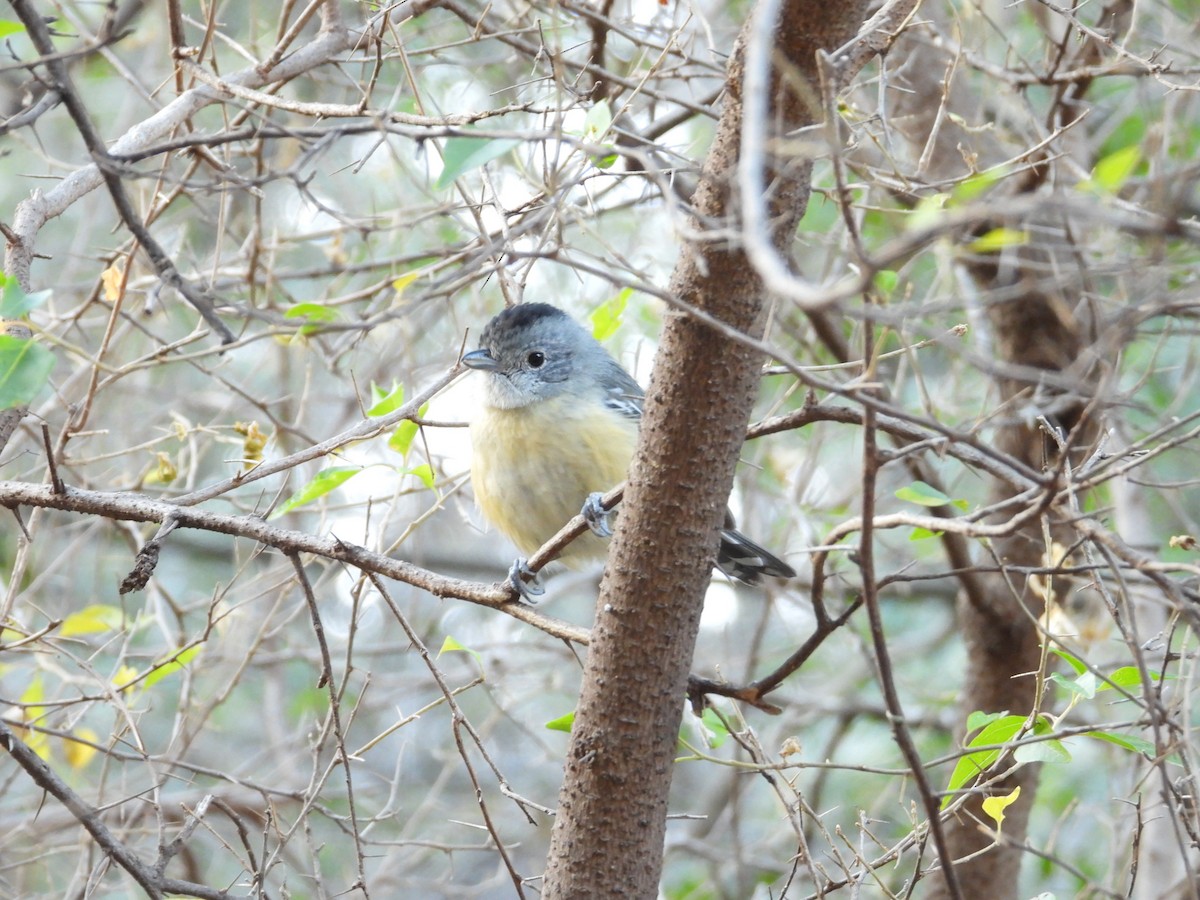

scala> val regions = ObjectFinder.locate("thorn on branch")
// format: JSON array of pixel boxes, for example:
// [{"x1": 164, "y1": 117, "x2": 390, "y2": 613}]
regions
[
  {"x1": 7, "y1": 505, "x2": 32, "y2": 541},
  {"x1": 40, "y1": 424, "x2": 64, "y2": 494}
]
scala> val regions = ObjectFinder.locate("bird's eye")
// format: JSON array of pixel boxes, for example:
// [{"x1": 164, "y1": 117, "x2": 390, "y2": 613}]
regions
[{"x1": 527, "y1": 351, "x2": 545, "y2": 368}]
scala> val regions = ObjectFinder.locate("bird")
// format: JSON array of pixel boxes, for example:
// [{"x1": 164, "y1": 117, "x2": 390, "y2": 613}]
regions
[{"x1": 461, "y1": 302, "x2": 794, "y2": 599}]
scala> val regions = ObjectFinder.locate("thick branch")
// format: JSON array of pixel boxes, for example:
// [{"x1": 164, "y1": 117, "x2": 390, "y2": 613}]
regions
[
  {"x1": 0, "y1": 480, "x2": 589, "y2": 644},
  {"x1": 543, "y1": 0, "x2": 872, "y2": 895}
]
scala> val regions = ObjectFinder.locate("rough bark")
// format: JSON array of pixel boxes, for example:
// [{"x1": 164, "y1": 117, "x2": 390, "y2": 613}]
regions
[{"x1": 541, "y1": 1, "x2": 869, "y2": 896}]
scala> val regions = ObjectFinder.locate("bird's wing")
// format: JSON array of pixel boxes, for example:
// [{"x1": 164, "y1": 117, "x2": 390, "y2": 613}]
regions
[{"x1": 601, "y1": 363, "x2": 645, "y2": 420}]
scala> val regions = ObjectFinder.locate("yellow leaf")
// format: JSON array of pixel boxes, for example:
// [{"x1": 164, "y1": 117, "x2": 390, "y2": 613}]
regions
[
  {"x1": 16, "y1": 722, "x2": 52, "y2": 760},
  {"x1": 967, "y1": 228, "x2": 1029, "y2": 253},
  {"x1": 141, "y1": 644, "x2": 203, "y2": 690},
  {"x1": 20, "y1": 673, "x2": 44, "y2": 709},
  {"x1": 64, "y1": 727, "x2": 99, "y2": 769},
  {"x1": 274, "y1": 332, "x2": 309, "y2": 348},
  {"x1": 113, "y1": 665, "x2": 140, "y2": 691},
  {"x1": 101, "y1": 263, "x2": 124, "y2": 302},
  {"x1": 392, "y1": 271, "x2": 421, "y2": 304},
  {"x1": 60, "y1": 604, "x2": 125, "y2": 637},
  {"x1": 982, "y1": 786, "x2": 1021, "y2": 831},
  {"x1": 143, "y1": 451, "x2": 178, "y2": 485},
  {"x1": 11, "y1": 677, "x2": 50, "y2": 760}
]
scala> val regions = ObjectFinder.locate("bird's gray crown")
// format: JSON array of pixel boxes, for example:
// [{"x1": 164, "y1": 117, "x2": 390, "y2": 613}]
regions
[{"x1": 473, "y1": 303, "x2": 604, "y2": 409}]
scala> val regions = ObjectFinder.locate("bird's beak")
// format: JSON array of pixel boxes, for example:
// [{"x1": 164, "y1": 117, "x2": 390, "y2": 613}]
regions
[{"x1": 461, "y1": 348, "x2": 500, "y2": 372}]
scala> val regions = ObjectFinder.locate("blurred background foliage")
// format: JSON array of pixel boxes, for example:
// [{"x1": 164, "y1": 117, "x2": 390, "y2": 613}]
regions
[{"x1": 1, "y1": 0, "x2": 1199, "y2": 896}]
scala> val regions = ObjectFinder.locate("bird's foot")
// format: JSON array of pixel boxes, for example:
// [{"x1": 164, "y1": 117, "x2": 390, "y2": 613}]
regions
[
  {"x1": 581, "y1": 492, "x2": 613, "y2": 538},
  {"x1": 507, "y1": 558, "x2": 545, "y2": 604}
]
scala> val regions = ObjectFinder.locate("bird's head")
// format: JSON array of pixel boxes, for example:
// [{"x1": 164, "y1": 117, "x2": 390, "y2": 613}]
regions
[{"x1": 462, "y1": 303, "x2": 600, "y2": 410}]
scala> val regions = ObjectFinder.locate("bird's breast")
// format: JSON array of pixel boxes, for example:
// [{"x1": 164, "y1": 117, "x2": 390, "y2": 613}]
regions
[{"x1": 470, "y1": 395, "x2": 638, "y2": 561}]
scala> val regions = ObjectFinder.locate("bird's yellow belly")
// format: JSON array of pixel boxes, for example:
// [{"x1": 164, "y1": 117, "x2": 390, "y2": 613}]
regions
[{"x1": 471, "y1": 397, "x2": 637, "y2": 564}]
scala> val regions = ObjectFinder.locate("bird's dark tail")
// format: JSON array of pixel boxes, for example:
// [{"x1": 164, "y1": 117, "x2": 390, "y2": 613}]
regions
[{"x1": 716, "y1": 527, "x2": 795, "y2": 585}]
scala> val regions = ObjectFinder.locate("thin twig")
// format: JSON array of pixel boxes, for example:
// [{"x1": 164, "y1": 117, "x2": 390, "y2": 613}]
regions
[
  {"x1": 0, "y1": 720, "x2": 231, "y2": 900},
  {"x1": 368, "y1": 574, "x2": 532, "y2": 896},
  {"x1": 8, "y1": 0, "x2": 235, "y2": 343},
  {"x1": 288, "y1": 553, "x2": 371, "y2": 896},
  {"x1": 39, "y1": 423, "x2": 63, "y2": 494},
  {"x1": 860, "y1": 321, "x2": 963, "y2": 899}
]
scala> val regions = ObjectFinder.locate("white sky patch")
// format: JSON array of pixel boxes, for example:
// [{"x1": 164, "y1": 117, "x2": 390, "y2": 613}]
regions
[{"x1": 700, "y1": 578, "x2": 740, "y2": 630}]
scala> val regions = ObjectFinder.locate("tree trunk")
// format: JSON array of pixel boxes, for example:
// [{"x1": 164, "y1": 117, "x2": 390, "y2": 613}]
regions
[
  {"x1": 871, "y1": 14, "x2": 1116, "y2": 895},
  {"x1": 541, "y1": 1, "x2": 869, "y2": 895},
  {"x1": 923, "y1": 227, "x2": 1104, "y2": 900}
]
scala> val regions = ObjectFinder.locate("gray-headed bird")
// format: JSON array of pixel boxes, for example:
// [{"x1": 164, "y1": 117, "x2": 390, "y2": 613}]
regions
[{"x1": 462, "y1": 303, "x2": 794, "y2": 599}]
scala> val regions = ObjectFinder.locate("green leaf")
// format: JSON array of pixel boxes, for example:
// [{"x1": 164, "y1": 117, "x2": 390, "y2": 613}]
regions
[
  {"x1": 590, "y1": 289, "x2": 630, "y2": 341},
  {"x1": 909, "y1": 526, "x2": 944, "y2": 541},
  {"x1": 591, "y1": 150, "x2": 619, "y2": 169},
  {"x1": 1049, "y1": 646, "x2": 1087, "y2": 675},
  {"x1": 284, "y1": 302, "x2": 338, "y2": 335},
  {"x1": 389, "y1": 420, "x2": 419, "y2": 455},
  {"x1": 895, "y1": 481, "x2": 954, "y2": 507},
  {"x1": 966, "y1": 228, "x2": 1029, "y2": 253},
  {"x1": 949, "y1": 166, "x2": 1008, "y2": 204},
  {"x1": 1083, "y1": 730, "x2": 1155, "y2": 756},
  {"x1": 583, "y1": 100, "x2": 613, "y2": 138},
  {"x1": 0, "y1": 21, "x2": 25, "y2": 38},
  {"x1": 1086, "y1": 145, "x2": 1141, "y2": 194},
  {"x1": 141, "y1": 644, "x2": 202, "y2": 690},
  {"x1": 406, "y1": 463, "x2": 435, "y2": 490},
  {"x1": 1014, "y1": 736, "x2": 1070, "y2": 764},
  {"x1": 387, "y1": 403, "x2": 429, "y2": 456},
  {"x1": 0, "y1": 334, "x2": 55, "y2": 409},
  {"x1": 1049, "y1": 670, "x2": 1097, "y2": 700},
  {"x1": 435, "y1": 136, "x2": 520, "y2": 189},
  {"x1": 284, "y1": 302, "x2": 338, "y2": 322},
  {"x1": 699, "y1": 709, "x2": 729, "y2": 749},
  {"x1": 873, "y1": 269, "x2": 899, "y2": 295},
  {"x1": 1075, "y1": 670, "x2": 1099, "y2": 698},
  {"x1": 966, "y1": 710, "x2": 1006, "y2": 733},
  {"x1": 0, "y1": 274, "x2": 52, "y2": 318},
  {"x1": 545, "y1": 711, "x2": 575, "y2": 733},
  {"x1": 368, "y1": 381, "x2": 405, "y2": 417},
  {"x1": 1097, "y1": 665, "x2": 1160, "y2": 692},
  {"x1": 943, "y1": 713, "x2": 1031, "y2": 807},
  {"x1": 437, "y1": 635, "x2": 481, "y2": 663},
  {"x1": 581, "y1": 101, "x2": 618, "y2": 167},
  {"x1": 271, "y1": 466, "x2": 360, "y2": 517},
  {"x1": 1014, "y1": 716, "x2": 1068, "y2": 765}
]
